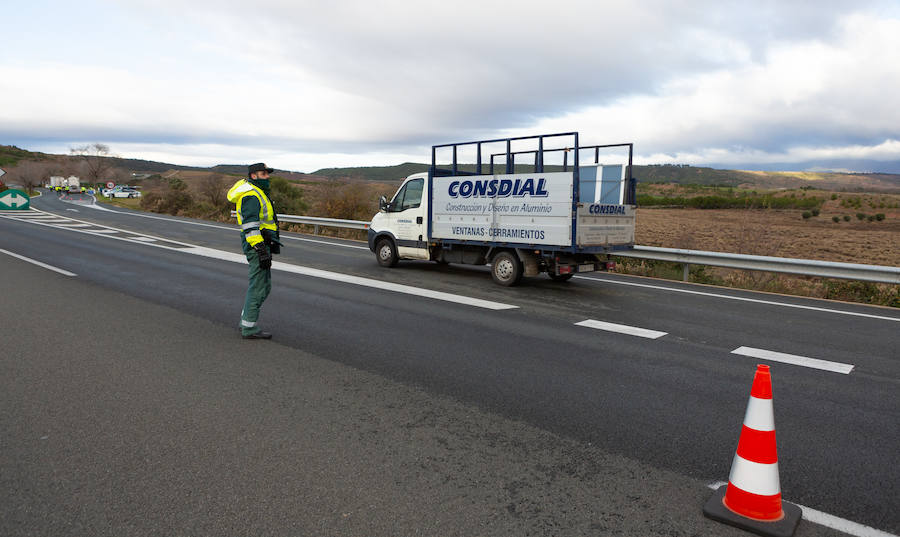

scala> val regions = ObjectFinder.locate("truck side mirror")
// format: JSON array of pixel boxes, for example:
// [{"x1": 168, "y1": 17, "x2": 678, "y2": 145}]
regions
[{"x1": 379, "y1": 195, "x2": 389, "y2": 212}]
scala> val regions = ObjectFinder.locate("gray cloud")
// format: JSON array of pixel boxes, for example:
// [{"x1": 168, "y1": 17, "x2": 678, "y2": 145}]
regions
[{"x1": 4, "y1": 0, "x2": 899, "y2": 170}]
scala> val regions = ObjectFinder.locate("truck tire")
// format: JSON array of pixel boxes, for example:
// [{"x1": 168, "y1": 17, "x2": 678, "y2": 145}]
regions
[
  {"x1": 375, "y1": 237, "x2": 399, "y2": 267},
  {"x1": 491, "y1": 251, "x2": 523, "y2": 286},
  {"x1": 548, "y1": 273, "x2": 574, "y2": 282}
]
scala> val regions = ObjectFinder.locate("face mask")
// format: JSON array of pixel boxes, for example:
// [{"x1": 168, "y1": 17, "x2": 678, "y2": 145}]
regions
[{"x1": 252, "y1": 177, "x2": 270, "y2": 193}]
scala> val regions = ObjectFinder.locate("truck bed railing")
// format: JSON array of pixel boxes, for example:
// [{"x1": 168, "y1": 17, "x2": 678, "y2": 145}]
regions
[
  {"x1": 432, "y1": 132, "x2": 580, "y2": 177},
  {"x1": 431, "y1": 133, "x2": 636, "y2": 205}
]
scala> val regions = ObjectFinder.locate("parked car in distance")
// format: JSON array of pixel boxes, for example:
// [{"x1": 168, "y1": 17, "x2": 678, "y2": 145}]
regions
[{"x1": 111, "y1": 187, "x2": 141, "y2": 198}]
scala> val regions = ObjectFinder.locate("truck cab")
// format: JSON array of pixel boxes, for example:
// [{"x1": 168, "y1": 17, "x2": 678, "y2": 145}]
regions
[{"x1": 369, "y1": 172, "x2": 429, "y2": 264}]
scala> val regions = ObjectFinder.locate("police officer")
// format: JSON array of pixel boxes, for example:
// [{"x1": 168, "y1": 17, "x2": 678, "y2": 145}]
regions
[{"x1": 227, "y1": 163, "x2": 281, "y2": 339}]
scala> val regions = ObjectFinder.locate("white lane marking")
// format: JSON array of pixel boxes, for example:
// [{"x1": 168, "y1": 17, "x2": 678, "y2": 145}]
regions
[
  {"x1": 575, "y1": 275, "x2": 900, "y2": 323},
  {"x1": 82, "y1": 203, "x2": 118, "y2": 212},
  {"x1": 706, "y1": 482, "x2": 897, "y2": 537},
  {"x1": 0, "y1": 248, "x2": 77, "y2": 277},
  {"x1": 3, "y1": 213, "x2": 518, "y2": 311},
  {"x1": 36, "y1": 206, "x2": 370, "y2": 250},
  {"x1": 731, "y1": 346, "x2": 854, "y2": 375},
  {"x1": 183, "y1": 246, "x2": 518, "y2": 310},
  {"x1": 574, "y1": 319, "x2": 668, "y2": 339},
  {"x1": 53, "y1": 223, "x2": 93, "y2": 228},
  {"x1": 8, "y1": 211, "x2": 62, "y2": 218},
  {"x1": 128, "y1": 236, "x2": 157, "y2": 242},
  {"x1": 86, "y1": 229, "x2": 119, "y2": 234},
  {"x1": 83, "y1": 205, "x2": 240, "y2": 229}
]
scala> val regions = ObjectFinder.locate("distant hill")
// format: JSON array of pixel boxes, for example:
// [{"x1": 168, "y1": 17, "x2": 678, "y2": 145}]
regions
[
  {"x1": 311, "y1": 162, "x2": 900, "y2": 192},
  {"x1": 0, "y1": 145, "x2": 308, "y2": 178},
  {"x1": 312, "y1": 163, "x2": 430, "y2": 182},
  {"x1": 3, "y1": 144, "x2": 899, "y2": 192},
  {"x1": 0, "y1": 145, "x2": 53, "y2": 167},
  {"x1": 638, "y1": 165, "x2": 900, "y2": 192}
]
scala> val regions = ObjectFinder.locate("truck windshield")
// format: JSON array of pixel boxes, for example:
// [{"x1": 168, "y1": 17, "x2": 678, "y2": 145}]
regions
[{"x1": 392, "y1": 178, "x2": 423, "y2": 211}]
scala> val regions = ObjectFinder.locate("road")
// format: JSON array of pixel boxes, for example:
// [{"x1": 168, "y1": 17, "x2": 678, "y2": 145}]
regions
[{"x1": 1, "y1": 191, "x2": 897, "y2": 536}]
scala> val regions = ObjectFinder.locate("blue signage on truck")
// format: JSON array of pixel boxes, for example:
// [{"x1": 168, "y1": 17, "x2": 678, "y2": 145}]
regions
[{"x1": 448, "y1": 178, "x2": 549, "y2": 199}]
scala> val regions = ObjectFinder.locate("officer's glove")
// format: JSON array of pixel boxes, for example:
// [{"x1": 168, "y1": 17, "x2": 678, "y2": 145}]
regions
[
  {"x1": 269, "y1": 241, "x2": 282, "y2": 255},
  {"x1": 254, "y1": 242, "x2": 272, "y2": 269},
  {"x1": 263, "y1": 229, "x2": 283, "y2": 254}
]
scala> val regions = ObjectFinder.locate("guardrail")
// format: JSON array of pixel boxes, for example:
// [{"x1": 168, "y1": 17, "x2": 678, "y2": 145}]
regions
[
  {"x1": 231, "y1": 211, "x2": 369, "y2": 234},
  {"x1": 232, "y1": 212, "x2": 900, "y2": 284},
  {"x1": 618, "y1": 246, "x2": 900, "y2": 284}
]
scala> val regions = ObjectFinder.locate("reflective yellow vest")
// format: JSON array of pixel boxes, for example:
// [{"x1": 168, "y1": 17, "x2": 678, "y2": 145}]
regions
[{"x1": 227, "y1": 179, "x2": 276, "y2": 247}]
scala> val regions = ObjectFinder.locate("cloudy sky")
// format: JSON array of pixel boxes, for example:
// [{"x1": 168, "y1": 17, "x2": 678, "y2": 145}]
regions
[{"x1": 2, "y1": 0, "x2": 899, "y2": 173}]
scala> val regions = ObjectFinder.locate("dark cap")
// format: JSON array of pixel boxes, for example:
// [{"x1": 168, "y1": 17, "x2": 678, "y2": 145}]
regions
[{"x1": 248, "y1": 162, "x2": 274, "y2": 175}]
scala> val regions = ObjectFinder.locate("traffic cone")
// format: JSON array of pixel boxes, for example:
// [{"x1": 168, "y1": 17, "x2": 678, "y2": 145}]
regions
[{"x1": 703, "y1": 364, "x2": 802, "y2": 537}]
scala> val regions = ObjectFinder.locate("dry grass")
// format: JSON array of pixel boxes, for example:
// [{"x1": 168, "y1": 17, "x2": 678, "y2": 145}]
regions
[
  {"x1": 636, "y1": 207, "x2": 900, "y2": 266},
  {"x1": 627, "y1": 202, "x2": 899, "y2": 306}
]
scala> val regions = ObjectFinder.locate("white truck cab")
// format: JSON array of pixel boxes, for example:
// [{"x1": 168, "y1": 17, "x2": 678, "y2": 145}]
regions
[{"x1": 369, "y1": 172, "x2": 430, "y2": 262}]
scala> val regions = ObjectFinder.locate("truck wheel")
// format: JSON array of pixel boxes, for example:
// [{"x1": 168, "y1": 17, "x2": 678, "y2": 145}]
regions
[
  {"x1": 375, "y1": 237, "x2": 398, "y2": 267},
  {"x1": 549, "y1": 273, "x2": 574, "y2": 282},
  {"x1": 491, "y1": 251, "x2": 523, "y2": 286}
]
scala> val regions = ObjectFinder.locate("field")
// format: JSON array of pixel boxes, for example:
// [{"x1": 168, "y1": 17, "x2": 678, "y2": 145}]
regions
[{"x1": 635, "y1": 201, "x2": 900, "y2": 267}]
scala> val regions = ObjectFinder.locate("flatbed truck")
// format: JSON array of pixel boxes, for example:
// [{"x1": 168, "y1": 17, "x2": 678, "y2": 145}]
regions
[{"x1": 367, "y1": 132, "x2": 637, "y2": 286}]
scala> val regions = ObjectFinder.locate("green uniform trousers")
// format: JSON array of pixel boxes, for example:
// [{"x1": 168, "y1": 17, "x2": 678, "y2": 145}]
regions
[{"x1": 240, "y1": 243, "x2": 272, "y2": 336}]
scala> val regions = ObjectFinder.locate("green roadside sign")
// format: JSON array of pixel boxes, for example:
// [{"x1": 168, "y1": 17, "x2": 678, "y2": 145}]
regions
[{"x1": 0, "y1": 189, "x2": 30, "y2": 210}]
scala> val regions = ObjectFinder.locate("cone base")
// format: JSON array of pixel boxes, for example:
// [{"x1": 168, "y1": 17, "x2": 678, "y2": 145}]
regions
[{"x1": 703, "y1": 487, "x2": 802, "y2": 537}]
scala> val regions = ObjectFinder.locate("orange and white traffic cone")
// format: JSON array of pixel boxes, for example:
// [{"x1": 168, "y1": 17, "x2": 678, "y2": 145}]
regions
[{"x1": 703, "y1": 364, "x2": 802, "y2": 537}]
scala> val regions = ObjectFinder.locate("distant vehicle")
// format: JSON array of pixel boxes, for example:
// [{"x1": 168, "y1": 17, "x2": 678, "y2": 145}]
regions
[{"x1": 111, "y1": 187, "x2": 141, "y2": 198}]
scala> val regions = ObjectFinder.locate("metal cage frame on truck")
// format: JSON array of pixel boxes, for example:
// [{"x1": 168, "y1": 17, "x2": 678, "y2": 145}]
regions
[{"x1": 428, "y1": 132, "x2": 637, "y2": 254}]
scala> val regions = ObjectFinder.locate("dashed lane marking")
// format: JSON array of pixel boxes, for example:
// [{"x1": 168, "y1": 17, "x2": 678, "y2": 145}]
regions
[
  {"x1": 0, "y1": 248, "x2": 77, "y2": 277},
  {"x1": 731, "y1": 346, "x2": 854, "y2": 375},
  {"x1": 574, "y1": 319, "x2": 668, "y2": 339},
  {"x1": 0, "y1": 210, "x2": 193, "y2": 248},
  {"x1": 575, "y1": 275, "x2": 900, "y2": 323},
  {"x1": 29, "y1": 206, "x2": 371, "y2": 250}
]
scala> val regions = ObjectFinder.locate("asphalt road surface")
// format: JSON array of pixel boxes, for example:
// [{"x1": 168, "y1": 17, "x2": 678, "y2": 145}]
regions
[{"x1": 1, "y1": 191, "x2": 897, "y2": 536}]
